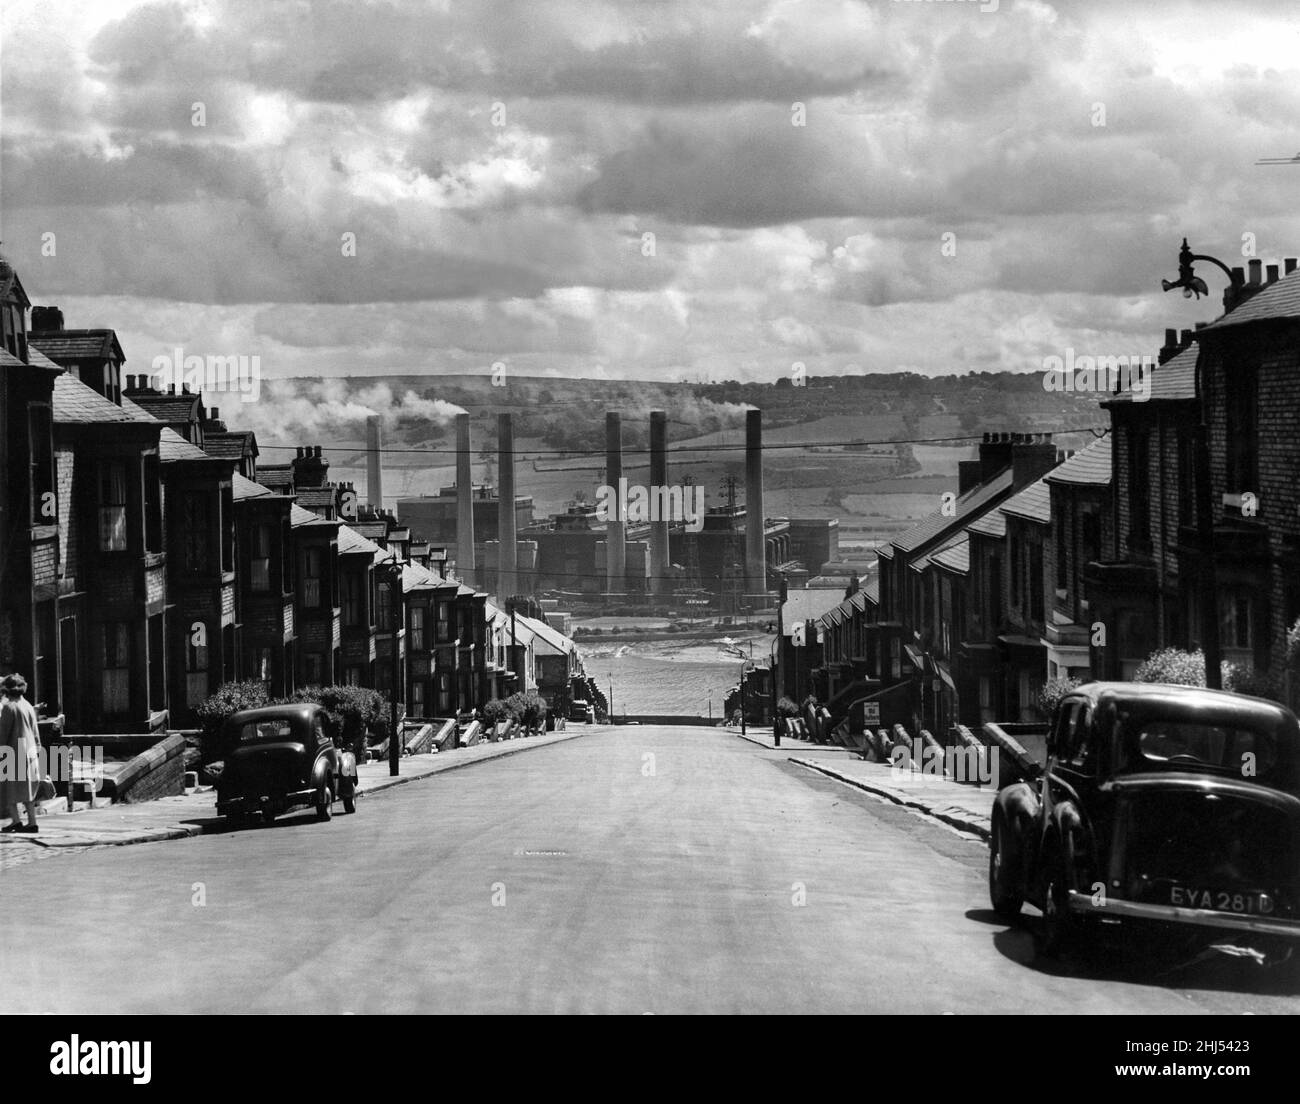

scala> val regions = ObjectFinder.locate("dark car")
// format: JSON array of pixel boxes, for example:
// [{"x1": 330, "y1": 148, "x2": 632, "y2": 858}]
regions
[
  {"x1": 216, "y1": 703, "x2": 359, "y2": 827},
  {"x1": 989, "y1": 681, "x2": 1300, "y2": 961}
]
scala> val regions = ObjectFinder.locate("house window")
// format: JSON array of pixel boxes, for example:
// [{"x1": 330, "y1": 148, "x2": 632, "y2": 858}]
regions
[
  {"x1": 1219, "y1": 592, "x2": 1253, "y2": 652},
  {"x1": 1177, "y1": 435, "x2": 1196, "y2": 526},
  {"x1": 182, "y1": 494, "x2": 209, "y2": 573},
  {"x1": 345, "y1": 665, "x2": 363, "y2": 687},
  {"x1": 1128, "y1": 426, "x2": 1151, "y2": 545},
  {"x1": 377, "y1": 580, "x2": 393, "y2": 632},
  {"x1": 251, "y1": 523, "x2": 272, "y2": 591},
  {"x1": 1029, "y1": 543, "x2": 1044, "y2": 622},
  {"x1": 411, "y1": 679, "x2": 425, "y2": 714},
  {"x1": 98, "y1": 461, "x2": 129, "y2": 552},
  {"x1": 438, "y1": 673, "x2": 453, "y2": 713},
  {"x1": 1225, "y1": 357, "x2": 1258, "y2": 494},
  {"x1": 254, "y1": 646, "x2": 273, "y2": 688},
  {"x1": 185, "y1": 627, "x2": 209, "y2": 708},
  {"x1": 342, "y1": 572, "x2": 362, "y2": 626},
  {"x1": 1055, "y1": 513, "x2": 1068, "y2": 591},
  {"x1": 28, "y1": 405, "x2": 54, "y2": 525},
  {"x1": 437, "y1": 601, "x2": 452, "y2": 642},
  {"x1": 1010, "y1": 540, "x2": 1022, "y2": 608},
  {"x1": 410, "y1": 606, "x2": 425, "y2": 651},
  {"x1": 102, "y1": 622, "x2": 131, "y2": 714},
  {"x1": 305, "y1": 652, "x2": 324, "y2": 685},
  {"x1": 144, "y1": 455, "x2": 162, "y2": 553},
  {"x1": 303, "y1": 547, "x2": 323, "y2": 608}
]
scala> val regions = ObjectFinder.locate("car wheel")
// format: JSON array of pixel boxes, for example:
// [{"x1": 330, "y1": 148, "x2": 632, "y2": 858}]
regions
[
  {"x1": 1035, "y1": 840, "x2": 1079, "y2": 959},
  {"x1": 341, "y1": 775, "x2": 357, "y2": 815},
  {"x1": 988, "y1": 816, "x2": 1024, "y2": 921},
  {"x1": 316, "y1": 780, "x2": 333, "y2": 822}
]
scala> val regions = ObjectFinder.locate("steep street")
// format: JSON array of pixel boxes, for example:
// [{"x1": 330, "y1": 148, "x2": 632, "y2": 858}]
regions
[{"x1": 3, "y1": 727, "x2": 1295, "y2": 1015}]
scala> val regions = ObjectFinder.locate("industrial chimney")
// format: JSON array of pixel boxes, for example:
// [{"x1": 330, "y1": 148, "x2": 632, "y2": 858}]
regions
[
  {"x1": 497, "y1": 412, "x2": 517, "y2": 598},
  {"x1": 365, "y1": 415, "x2": 384, "y2": 510},
  {"x1": 605, "y1": 412, "x2": 625, "y2": 596},
  {"x1": 745, "y1": 408, "x2": 766, "y2": 596},
  {"x1": 455, "y1": 413, "x2": 476, "y2": 586},
  {"x1": 649, "y1": 410, "x2": 669, "y2": 597}
]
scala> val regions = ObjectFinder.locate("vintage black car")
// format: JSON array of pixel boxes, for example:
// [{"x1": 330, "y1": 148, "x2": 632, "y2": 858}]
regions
[
  {"x1": 216, "y1": 704, "x2": 359, "y2": 826},
  {"x1": 989, "y1": 682, "x2": 1300, "y2": 960}
]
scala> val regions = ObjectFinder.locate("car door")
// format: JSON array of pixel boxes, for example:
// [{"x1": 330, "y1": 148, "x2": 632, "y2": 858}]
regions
[{"x1": 1049, "y1": 700, "x2": 1104, "y2": 885}]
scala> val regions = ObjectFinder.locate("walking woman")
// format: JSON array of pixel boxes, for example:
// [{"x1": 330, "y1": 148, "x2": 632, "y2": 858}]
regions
[{"x1": 0, "y1": 674, "x2": 41, "y2": 833}]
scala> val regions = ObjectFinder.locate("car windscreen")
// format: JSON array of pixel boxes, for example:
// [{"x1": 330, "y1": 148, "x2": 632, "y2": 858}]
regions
[
  {"x1": 237, "y1": 719, "x2": 296, "y2": 743},
  {"x1": 1117, "y1": 711, "x2": 1285, "y2": 782}
]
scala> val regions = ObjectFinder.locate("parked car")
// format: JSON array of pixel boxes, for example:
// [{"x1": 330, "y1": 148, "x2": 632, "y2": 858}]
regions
[
  {"x1": 988, "y1": 682, "x2": 1300, "y2": 961},
  {"x1": 216, "y1": 703, "x2": 359, "y2": 827},
  {"x1": 569, "y1": 700, "x2": 594, "y2": 723}
]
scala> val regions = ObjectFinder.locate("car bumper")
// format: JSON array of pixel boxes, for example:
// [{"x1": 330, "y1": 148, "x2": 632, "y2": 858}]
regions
[
  {"x1": 1067, "y1": 890, "x2": 1300, "y2": 940},
  {"x1": 218, "y1": 788, "x2": 316, "y2": 816}
]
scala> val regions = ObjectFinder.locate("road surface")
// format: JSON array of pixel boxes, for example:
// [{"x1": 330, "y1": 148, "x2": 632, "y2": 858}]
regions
[{"x1": 3, "y1": 726, "x2": 1297, "y2": 1013}]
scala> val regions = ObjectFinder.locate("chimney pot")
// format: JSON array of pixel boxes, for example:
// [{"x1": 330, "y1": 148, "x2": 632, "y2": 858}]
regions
[
  {"x1": 1164, "y1": 328, "x2": 1177, "y2": 345},
  {"x1": 1249, "y1": 259, "x2": 1263, "y2": 285},
  {"x1": 314, "y1": 445, "x2": 322, "y2": 458},
  {"x1": 1286, "y1": 258, "x2": 1298, "y2": 275},
  {"x1": 1267, "y1": 264, "x2": 1280, "y2": 283}
]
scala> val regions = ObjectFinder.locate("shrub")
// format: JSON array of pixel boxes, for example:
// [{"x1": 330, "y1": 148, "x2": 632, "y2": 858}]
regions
[
  {"x1": 1133, "y1": 647, "x2": 1237, "y2": 690},
  {"x1": 777, "y1": 696, "x2": 800, "y2": 718},
  {"x1": 503, "y1": 691, "x2": 547, "y2": 730},
  {"x1": 482, "y1": 699, "x2": 511, "y2": 725},
  {"x1": 195, "y1": 680, "x2": 269, "y2": 761},
  {"x1": 1038, "y1": 676, "x2": 1082, "y2": 717}
]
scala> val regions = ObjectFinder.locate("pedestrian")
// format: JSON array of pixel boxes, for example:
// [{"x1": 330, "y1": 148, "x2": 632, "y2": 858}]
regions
[{"x1": 0, "y1": 673, "x2": 41, "y2": 834}]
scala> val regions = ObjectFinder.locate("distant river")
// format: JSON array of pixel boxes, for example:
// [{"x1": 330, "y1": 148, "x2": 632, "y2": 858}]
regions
[{"x1": 579, "y1": 635, "x2": 766, "y2": 718}]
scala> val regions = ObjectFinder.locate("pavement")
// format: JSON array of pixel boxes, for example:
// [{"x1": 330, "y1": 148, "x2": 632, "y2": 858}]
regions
[
  {"x1": 730, "y1": 727, "x2": 995, "y2": 838},
  {"x1": 2, "y1": 724, "x2": 1294, "y2": 1013},
  {"x1": 0, "y1": 724, "x2": 605, "y2": 864}
]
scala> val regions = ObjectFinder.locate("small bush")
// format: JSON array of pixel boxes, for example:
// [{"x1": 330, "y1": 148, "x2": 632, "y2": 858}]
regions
[
  {"x1": 195, "y1": 680, "x2": 269, "y2": 761},
  {"x1": 777, "y1": 696, "x2": 800, "y2": 718},
  {"x1": 279, "y1": 684, "x2": 389, "y2": 750},
  {"x1": 482, "y1": 699, "x2": 511, "y2": 725},
  {"x1": 1038, "y1": 676, "x2": 1082, "y2": 717}
]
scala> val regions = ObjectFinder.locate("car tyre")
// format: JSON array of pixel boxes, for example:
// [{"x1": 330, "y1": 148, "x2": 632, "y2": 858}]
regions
[
  {"x1": 316, "y1": 781, "x2": 333, "y2": 822},
  {"x1": 988, "y1": 816, "x2": 1023, "y2": 921},
  {"x1": 341, "y1": 775, "x2": 357, "y2": 815}
]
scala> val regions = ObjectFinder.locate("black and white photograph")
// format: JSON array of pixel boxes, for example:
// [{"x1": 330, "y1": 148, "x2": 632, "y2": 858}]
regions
[{"x1": 1, "y1": 0, "x2": 1298, "y2": 1053}]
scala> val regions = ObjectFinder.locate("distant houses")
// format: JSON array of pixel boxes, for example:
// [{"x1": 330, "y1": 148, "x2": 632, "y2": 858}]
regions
[{"x1": 0, "y1": 255, "x2": 586, "y2": 740}]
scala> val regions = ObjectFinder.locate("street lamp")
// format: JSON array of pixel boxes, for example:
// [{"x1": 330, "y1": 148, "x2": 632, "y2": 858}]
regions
[
  {"x1": 384, "y1": 558, "x2": 406, "y2": 776},
  {"x1": 1161, "y1": 239, "x2": 1235, "y2": 689}
]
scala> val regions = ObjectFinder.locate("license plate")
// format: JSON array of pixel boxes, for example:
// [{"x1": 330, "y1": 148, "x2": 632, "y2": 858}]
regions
[{"x1": 1168, "y1": 885, "x2": 1274, "y2": 915}]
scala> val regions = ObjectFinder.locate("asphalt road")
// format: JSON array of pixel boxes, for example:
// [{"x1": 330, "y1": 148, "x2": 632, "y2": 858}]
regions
[{"x1": 4, "y1": 726, "x2": 1299, "y2": 1014}]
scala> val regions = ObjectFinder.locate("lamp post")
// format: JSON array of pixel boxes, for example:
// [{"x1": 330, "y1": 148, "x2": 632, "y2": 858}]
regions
[
  {"x1": 386, "y1": 558, "x2": 405, "y2": 776},
  {"x1": 1161, "y1": 239, "x2": 1237, "y2": 689}
]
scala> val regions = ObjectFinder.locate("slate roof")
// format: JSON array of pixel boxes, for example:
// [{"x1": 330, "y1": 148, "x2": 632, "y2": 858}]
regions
[
  {"x1": 520, "y1": 615, "x2": 576, "y2": 655},
  {"x1": 966, "y1": 508, "x2": 1006, "y2": 539},
  {"x1": 1107, "y1": 343, "x2": 1197, "y2": 404},
  {"x1": 338, "y1": 524, "x2": 382, "y2": 556},
  {"x1": 52, "y1": 373, "x2": 156, "y2": 425},
  {"x1": 158, "y1": 427, "x2": 211, "y2": 462},
  {"x1": 911, "y1": 533, "x2": 968, "y2": 573},
  {"x1": 30, "y1": 329, "x2": 124, "y2": 362},
  {"x1": 233, "y1": 473, "x2": 273, "y2": 501},
  {"x1": 1045, "y1": 436, "x2": 1112, "y2": 487},
  {"x1": 296, "y1": 487, "x2": 337, "y2": 511},
  {"x1": 25, "y1": 347, "x2": 63, "y2": 372},
  {"x1": 130, "y1": 393, "x2": 203, "y2": 424},
  {"x1": 932, "y1": 536, "x2": 970, "y2": 576},
  {"x1": 1203, "y1": 268, "x2": 1300, "y2": 331},
  {"x1": 258, "y1": 466, "x2": 295, "y2": 491},
  {"x1": 780, "y1": 587, "x2": 845, "y2": 636},
  {"x1": 291, "y1": 503, "x2": 335, "y2": 528},
  {"x1": 890, "y1": 469, "x2": 1013, "y2": 554},
  {"x1": 999, "y1": 477, "x2": 1052, "y2": 525},
  {"x1": 203, "y1": 430, "x2": 257, "y2": 460},
  {"x1": 864, "y1": 579, "x2": 879, "y2": 604}
]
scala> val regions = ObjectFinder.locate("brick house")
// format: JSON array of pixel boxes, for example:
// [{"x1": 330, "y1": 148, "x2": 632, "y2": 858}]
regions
[
  {"x1": 233, "y1": 474, "x2": 299, "y2": 695},
  {"x1": 0, "y1": 261, "x2": 65, "y2": 723}
]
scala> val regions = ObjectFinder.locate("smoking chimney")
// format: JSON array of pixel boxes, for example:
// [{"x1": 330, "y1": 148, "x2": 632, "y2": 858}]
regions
[
  {"x1": 365, "y1": 415, "x2": 384, "y2": 510},
  {"x1": 605, "y1": 412, "x2": 625, "y2": 596},
  {"x1": 649, "y1": 410, "x2": 669, "y2": 597},
  {"x1": 745, "y1": 408, "x2": 766, "y2": 596},
  {"x1": 497, "y1": 413, "x2": 517, "y2": 598},
  {"x1": 456, "y1": 413, "x2": 476, "y2": 586}
]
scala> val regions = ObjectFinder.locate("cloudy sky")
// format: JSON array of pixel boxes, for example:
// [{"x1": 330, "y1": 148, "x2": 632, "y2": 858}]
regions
[{"x1": 3, "y1": 0, "x2": 1299, "y2": 389}]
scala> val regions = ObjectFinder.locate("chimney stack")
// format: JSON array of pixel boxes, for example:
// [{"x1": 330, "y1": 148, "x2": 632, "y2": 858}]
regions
[
  {"x1": 1286, "y1": 258, "x2": 1297, "y2": 275},
  {"x1": 455, "y1": 413, "x2": 476, "y2": 586},
  {"x1": 979, "y1": 431, "x2": 1014, "y2": 482},
  {"x1": 648, "y1": 410, "x2": 669, "y2": 597},
  {"x1": 1267, "y1": 264, "x2": 1280, "y2": 284},
  {"x1": 365, "y1": 414, "x2": 384, "y2": 510},
  {"x1": 1012, "y1": 432, "x2": 1057, "y2": 490},
  {"x1": 745, "y1": 408, "x2": 766, "y2": 596},
  {"x1": 1249, "y1": 259, "x2": 1263, "y2": 286},
  {"x1": 497, "y1": 413, "x2": 517, "y2": 598},
  {"x1": 605, "y1": 412, "x2": 625, "y2": 595}
]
